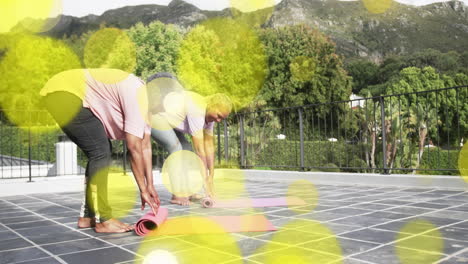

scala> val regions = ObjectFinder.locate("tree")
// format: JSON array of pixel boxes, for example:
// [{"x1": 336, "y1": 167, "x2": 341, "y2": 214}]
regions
[
  {"x1": 0, "y1": 33, "x2": 81, "y2": 128},
  {"x1": 128, "y1": 21, "x2": 183, "y2": 80},
  {"x1": 177, "y1": 18, "x2": 267, "y2": 111},
  {"x1": 258, "y1": 24, "x2": 352, "y2": 112},
  {"x1": 345, "y1": 59, "x2": 379, "y2": 94}
]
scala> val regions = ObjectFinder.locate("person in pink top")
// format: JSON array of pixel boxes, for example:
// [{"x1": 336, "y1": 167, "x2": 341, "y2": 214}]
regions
[{"x1": 40, "y1": 69, "x2": 160, "y2": 233}]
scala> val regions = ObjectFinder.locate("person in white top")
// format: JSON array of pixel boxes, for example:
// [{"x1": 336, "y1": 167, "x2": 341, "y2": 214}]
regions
[{"x1": 147, "y1": 73, "x2": 233, "y2": 205}]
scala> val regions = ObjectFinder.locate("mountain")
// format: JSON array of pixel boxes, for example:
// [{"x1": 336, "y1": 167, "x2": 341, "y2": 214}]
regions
[{"x1": 13, "y1": 0, "x2": 468, "y2": 63}]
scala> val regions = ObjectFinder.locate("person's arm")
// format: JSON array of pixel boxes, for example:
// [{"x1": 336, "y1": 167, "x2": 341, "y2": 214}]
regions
[
  {"x1": 142, "y1": 131, "x2": 153, "y2": 186},
  {"x1": 203, "y1": 130, "x2": 215, "y2": 183},
  {"x1": 126, "y1": 133, "x2": 159, "y2": 214}
]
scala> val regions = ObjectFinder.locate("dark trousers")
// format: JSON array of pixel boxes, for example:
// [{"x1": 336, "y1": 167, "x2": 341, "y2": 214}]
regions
[{"x1": 43, "y1": 92, "x2": 112, "y2": 222}]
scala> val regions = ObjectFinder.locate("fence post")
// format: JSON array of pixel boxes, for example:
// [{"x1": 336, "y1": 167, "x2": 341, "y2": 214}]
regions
[
  {"x1": 224, "y1": 119, "x2": 229, "y2": 162},
  {"x1": 28, "y1": 125, "x2": 33, "y2": 182},
  {"x1": 217, "y1": 123, "x2": 221, "y2": 165},
  {"x1": 239, "y1": 114, "x2": 246, "y2": 168},
  {"x1": 123, "y1": 143, "x2": 127, "y2": 175},
  {"x1": 380, "y1": 96, "x2": 389, "y2": 174},
  {"x1": 298, "y1": 108, "x2": 305, "y2": 170}
]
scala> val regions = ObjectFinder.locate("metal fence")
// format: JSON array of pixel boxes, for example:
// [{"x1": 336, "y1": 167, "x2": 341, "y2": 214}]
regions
[
  {"x1": 1, "y1": 85, "x2": 466, "y2": 179},
  {"x1": 216, "y1": 85, "x2": 468, "y2": 175},
  {"x1": 0, "y1": 110, "x2": 163, "y2": 180}
]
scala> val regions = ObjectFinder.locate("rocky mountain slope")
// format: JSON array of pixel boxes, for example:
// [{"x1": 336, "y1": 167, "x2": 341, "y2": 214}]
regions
[{"x1": 15, "y1": 0, "x2": 467, "y2": 62}]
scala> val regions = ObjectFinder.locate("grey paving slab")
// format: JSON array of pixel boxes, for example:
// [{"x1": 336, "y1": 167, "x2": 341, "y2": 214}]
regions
[
  {"x1": 4, "y1": 219, "x2": 57, "y2": 230},
  {"x1": 17, "y1": 257, "x2": 63, "y2": 264},
  {"x1": 299, "y1": 236, "x2": 380, "y2": 256},
  {"x1": 0, "y1": 237, "x2": 33, "y2": 251},
  {"x1": 340, "y1": 228, "x2": 399, "y2": 244},
  {"x1": 353, "y1": 244, "x2": 446, "y2": 264},
  {"x1": 0, "y1": 247, "x2": 50, "y2": 264},
  {"x1": 59, "y1": 247, "x2": 136, "y2": 264},
  {"x1": 41, "y1": 238, "x2": 110, "y2": 255}
]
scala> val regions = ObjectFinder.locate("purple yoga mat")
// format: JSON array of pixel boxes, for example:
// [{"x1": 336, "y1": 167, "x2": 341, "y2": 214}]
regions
[{"x1": 201, "y1": 196, "x2": 306, "y2": 208}]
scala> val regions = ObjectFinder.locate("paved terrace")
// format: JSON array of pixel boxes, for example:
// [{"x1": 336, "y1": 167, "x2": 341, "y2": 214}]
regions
[{"x1": 1, "y1": 172, "x2": 468, "y2": 264}]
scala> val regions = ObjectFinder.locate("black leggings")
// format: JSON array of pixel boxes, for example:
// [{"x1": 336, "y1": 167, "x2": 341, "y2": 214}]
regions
[{"x1": 43, "y1": 92, "x2": 112, "y2": 222}]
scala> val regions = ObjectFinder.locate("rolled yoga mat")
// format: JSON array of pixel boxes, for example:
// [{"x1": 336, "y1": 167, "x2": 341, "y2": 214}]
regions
[
  {"x1": 201, "y1": 196, "x2": 307, "y2": 208},
  {"x1": 135, "y1": 207, "x2": 169, "y2": 236}
]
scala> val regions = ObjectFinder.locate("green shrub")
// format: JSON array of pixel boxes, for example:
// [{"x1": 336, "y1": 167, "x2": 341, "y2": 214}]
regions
[{"x1": 419, "y1": 147, "x2": 460, "y2": 175}]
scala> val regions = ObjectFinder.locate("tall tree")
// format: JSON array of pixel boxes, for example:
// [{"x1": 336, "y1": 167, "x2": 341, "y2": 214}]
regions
[
  {"x1": 258, "y1": 24, "x2": 352, "y2": 113},
  {"x1": 128, "y1": 21, "x2": 183, "y2": 80}
]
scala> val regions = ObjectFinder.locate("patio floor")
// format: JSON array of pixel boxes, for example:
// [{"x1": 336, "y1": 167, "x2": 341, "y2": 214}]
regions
[{"x1": 1, "y1": 178, "x2": 468, "y2": 264}]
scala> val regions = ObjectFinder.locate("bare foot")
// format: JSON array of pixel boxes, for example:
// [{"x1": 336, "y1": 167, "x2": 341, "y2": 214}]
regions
[
  {"x1": 95, "y1": 219, "x2": 133, "y2": 233},
  {"x1": 170, "y1": 196, "x2": 191, "y2": 206},
  {"x1": 77, "y1": 217, "x2": 95, "y2": 228}
]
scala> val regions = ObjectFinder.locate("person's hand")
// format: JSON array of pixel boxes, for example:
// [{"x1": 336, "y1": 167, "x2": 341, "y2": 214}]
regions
[
  {"x1": 147, "y1": 186, "x2": 161, "y2": 207},
  {"x1": 140, "y1": 189, "x2": 160, "y2": 215}
]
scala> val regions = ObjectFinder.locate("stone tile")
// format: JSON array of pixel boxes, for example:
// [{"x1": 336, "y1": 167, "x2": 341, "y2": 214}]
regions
[
  {"x1": 42, "y1": 238, "x2": 110, "y2": 255},
  {"x1": 249, "y1": 246, "x2": 342, "y2": 263},
  {"x1": 5, "y1": 219, "x2": 57, "y2": 230},
  {"x1": 410, "y1": 202, "x2": 452, "y2": 209},
  {"x1": 325, "y1": 208, "x2": 373, "y2": 217},
  {"x1": 0, "y1": 215, "x2": 44, "y2": 224},
  {"x1": 0, "y1": 230, "x2": 20, "y2": 240},
  {"x1": 0, "y1": 247, "x2": 50, "y2": 264},
  {"x1": 236, "y1": 238, "x2": 285, "y2": 257},
  {"x1": 349, "y1": 203, "x2": 396, "y2": 211},
  {"x1": 255, "y1": 229, "x2": 329, "y2": 245},
  {"x1": 123, "y1": 237, "x2": 192, "y2": 253},
  {"x1": 59, "y1": 247, "x2": 136, "y2": 264},
  {"x1": 150, "y1": 246, "x2": 239, "y2": 263},
  {"x1": 300, "y1": 237, "x2": 380, "y2": 256},
  {"x1": 353, "y1": 245, "x2": 446, "y2": 264},
  {"x1": 294, "y1": 211, "x2": 347, "y2": 222},
  {"x1": 340, "y1": 228, "x2": 398, "y2": 244},
  {"x1": 18, "y1": 257, "x2": 63, "y2": 264},
  {"x1": 0, "y1": 211, "x2": 33, "y2": 220},
  {"x1": 395, "y1": 234, "x2": 468, "y2": 255},
  {"x1": 0, "y1": 237, "x2": 33, "y2": 251},
  {"x1": 331, "y1": 215, "x2": 391, "y2": 228}
]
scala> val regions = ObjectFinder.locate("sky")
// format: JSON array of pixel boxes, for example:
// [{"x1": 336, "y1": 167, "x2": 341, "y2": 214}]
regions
[{"x1": 62, "y1": 0, "x2": 467, "y2": 17}]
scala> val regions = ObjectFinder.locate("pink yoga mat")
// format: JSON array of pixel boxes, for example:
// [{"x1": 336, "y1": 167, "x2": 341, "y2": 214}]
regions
[
  {"x1": 201, "y1": 196, "x2": 306, "y2": 208},
  {"x1": 135, "y1": 209, "x2": 277, "y2": 236},
  {"x1": 149, "y1": 215, "x2": 277, "y2": 236},
  {"x1": 135, "y1": 207, "x2": 169, "y2": 236}
]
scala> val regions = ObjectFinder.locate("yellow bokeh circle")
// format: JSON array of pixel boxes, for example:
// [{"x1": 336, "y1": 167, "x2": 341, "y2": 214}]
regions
[
  {"x1": 0, "y1": 0, "x2": 62, "y2": 33},
  {"x1": 362, "y1": 0, "x2": 393, "y2": 14},
  {"x1": 252, "y1": 219, "x2": 342, "y2": 263},
  {"x1": 290, "y1": 56, "x2": 318, "y2": 82},
  {"x1": 137, "y1": 218, "x2": 241, "y2": 264},
  {"x1": 150, "y1": 90, "x2": 206, "y2": 133},
  {"x1": 177, "y1": 18, "x2": 267, "y2": 110},
  {"x1": 147, "y1": 77, "x2": 185, "y2": 114},
  {"x1": 88, "y1": 167, "x2": 139, "y2": 220},
  {"x1": 84, "y1": 28, "x2": 136, "y2": 84},
  {"x1": 161, "y1": 150, "x2": 205, "y2": 198},
  {"x1": 230, "y1": 0, "x2": 276, "y2": 26},
  {"x1": 458, "y1": 143, "x2": 468, "y2": 183},
  {"x1": 0, "y1": 34, "x2": 81, "y2": 130},
  {"x1": 142, "y1": 250, "x2": 178, "y2": 264},
  {"x1": 212, "y1": 169, "x2": 247, "y2": 200},
  {"x1": 395, "y1": 219, "x2": 444, "y2": 264},
  {"x1": 286, "y1": 180, "x2": 319, "y2": 214}
]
